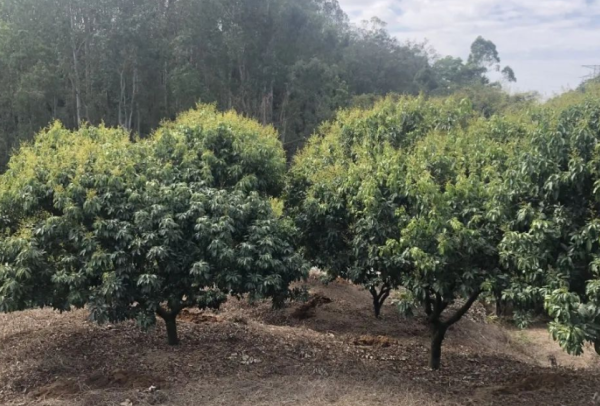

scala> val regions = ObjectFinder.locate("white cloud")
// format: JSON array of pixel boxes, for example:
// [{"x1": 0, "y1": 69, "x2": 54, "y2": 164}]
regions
[{"x1": 338, "y1": 0, "x2": 600, "y2": 96}]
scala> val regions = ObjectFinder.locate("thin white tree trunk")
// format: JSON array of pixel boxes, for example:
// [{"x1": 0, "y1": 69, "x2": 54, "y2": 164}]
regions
[
  {"x1": 69, "y1": 5, "x2": 83, "y2": 127},
  {"x1": 128, "y1": 67, "x2": 137, "y2": 130},
  {"x1": 118, "y1": 69, "x2": 125, "y2": 128}
]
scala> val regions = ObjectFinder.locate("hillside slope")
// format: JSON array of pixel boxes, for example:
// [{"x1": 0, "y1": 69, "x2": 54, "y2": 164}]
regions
[{"x1": 1, "y1": 277, "x2": 599, "y2": 406}]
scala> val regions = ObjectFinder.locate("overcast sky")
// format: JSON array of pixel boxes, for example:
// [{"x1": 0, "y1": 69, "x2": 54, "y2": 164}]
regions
[{"x1": 337, "y1": 0, "x2": 600, "y2": 97}]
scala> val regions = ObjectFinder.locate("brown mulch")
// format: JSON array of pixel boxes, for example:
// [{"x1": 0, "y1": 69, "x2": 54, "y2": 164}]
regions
[
  {"x1": 291, "y1": 293, "x2": 333, "y2": 320},
  {"x1": 178, "y1": 309, "x2": 221, "y2": 324},
  {"x1": 353, "y1": 335, "x2": 397, "y2": 348},
  {"x1": 0, "y1": 278, "x2": 599, "y2": 406},
  {"x1": 32, "y1": 370, "x2": 165, "y2": 399}
]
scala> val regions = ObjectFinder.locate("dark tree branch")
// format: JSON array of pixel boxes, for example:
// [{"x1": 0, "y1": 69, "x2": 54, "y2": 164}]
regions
[
  {"x1": 435, "y1": 293, "x2": 442, "y2": 311},
  {"x1": 156, "y1": 305, "x2": 170, "y2": 320},
  {"x1": 434, "y1": 293, "x2": 444, "y2": 317},
  {"x1": 425, "y1": 292, "x2": 433, "y2": 317},
  {"x1": 379, "y1": 283, "x2": 391, "y2": 298},
  {"x1": 156, "y1": 304, "x2": 183, "y2": 346},
  {"x1": 380, "y1": 289, "x2": 390, "y2": 304},
  {"x1": 443, "y1": 290, "x2": 482, "y2": 327},
  {"x1": 157, "y1": 301, "x2": 185, "y2": 320},
  {"x1": 369, "y1": 283, "x2": 392, "y2": 318},
  {"x1": 428, "y1": 292, "x2": 449, "y2": 323}
]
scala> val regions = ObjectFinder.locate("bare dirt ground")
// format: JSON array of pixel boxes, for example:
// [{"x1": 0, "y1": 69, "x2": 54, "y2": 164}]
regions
[{"x1": 1, "y1": 277, "x2": 599, "y2": 406}]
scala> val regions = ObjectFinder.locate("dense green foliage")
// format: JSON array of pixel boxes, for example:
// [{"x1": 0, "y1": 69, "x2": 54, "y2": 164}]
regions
[
  {"x1": 0, "y1": 107, "x2": 305, "y2": 345},
  {"x1": 497, "y1": 88, "x2": 600, "y2": 356},
  {"x1": 287, "y1": 97, "x2": 527, "y2": 368},
  {"x1": 8, "y1": 86, "x2": 600, "y2": 371},
  {"x1": 0, "y1": 0, "x2": 518, "y2": 170},
  {"x1": 151, "y1": 104, "x2": 287, "y2": 196},
  {"x1": 287, "y1": 97, "x2": 474, "y2": 317},
  {"x1": 288, "y1": 85, "x2": 600, "y2": 368}
]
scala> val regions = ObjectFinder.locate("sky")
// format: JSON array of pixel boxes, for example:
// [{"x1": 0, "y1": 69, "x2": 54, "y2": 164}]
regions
[{"x1": 337, "y1": 0, "x2": 600, "y2": 97}]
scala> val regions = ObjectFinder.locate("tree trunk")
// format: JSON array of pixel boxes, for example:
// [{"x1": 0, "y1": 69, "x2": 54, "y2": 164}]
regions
[
  {"x1": 164, "y1": 315, "x2": 179, "y2": 346},
  {"x1": 369, "y1": 284, "x2": 391, "y2": 319},
  {"x1": 69, "y1": 5, "x2": 83, "y2": 128},
  {"x1": 372, "y1": 294, "x2": 382, "y2": 318},
  {"x1": 429, "y1": 325, "x2": 447, "y2": 370},
  {"x1": 495, "y1": 298, "x2": 504, "y2": 317},
  {"x1": 495, "y1": 298, "x2": 512, "y2": 317},
  {"x1": 279, "y1": 87, "x2": 290, "y2": 145},
  {"x1": 118, "y1": 69, "x2": 125, "y2": 128},
  {"x1": 83, "y1": 12, "x2": 91, "y2": 122},
  {"x1": 128, "y1": 67, "x2": 137, "y2": 130},
  {"x1": 157, "y1": 306, "x2": 181, "y2": 346},
  {"x1": 163, "y1": 61, "x2": 169, "y2": 116},
  {"x1": 136, "y1": 103, "x2": 141, "y2": 135},
  {"x1": 494, "y1": 290, "x2": 511, "y2": 317},
  {"x1": 425, "y1": 290, "x2": 481, "y2": 370}
]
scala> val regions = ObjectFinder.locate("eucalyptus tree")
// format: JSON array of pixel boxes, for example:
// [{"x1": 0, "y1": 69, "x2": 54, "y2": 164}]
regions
[
  {"x1": 0, "y1": 0, "x2": 436, "y2": 171},
  {"x1": 0, "y1": 106, "x2": 305, "y2": 345},
  {"x1": 432, "y1": 36, "x2": 516, "y2": 95}
]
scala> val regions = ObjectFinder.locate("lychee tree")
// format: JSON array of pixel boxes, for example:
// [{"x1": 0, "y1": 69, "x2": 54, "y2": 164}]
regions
[
  {"x1": 286, "y1": 96, "x2": 476, "y2": 318},
  {"x1": 0, "y1": 106, "x2": 305, "y2": 345},
  {"x1": 498, "y1": 95, "x2": 600, "y2": 356},
  {"x1": 288, "y1": 94, "x2": 531, "y2": 369},
  {"x1": 388, "y1": 121, "x2": 517, "y2": 370}
]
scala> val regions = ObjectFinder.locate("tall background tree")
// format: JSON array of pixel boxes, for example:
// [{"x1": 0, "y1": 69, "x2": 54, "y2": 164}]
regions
[{"x1": 0, "y1": 0, "x2": 517, "y2": 170}]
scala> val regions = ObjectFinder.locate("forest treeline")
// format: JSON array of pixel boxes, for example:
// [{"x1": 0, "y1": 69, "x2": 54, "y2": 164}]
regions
[{"x1": 0, "y1": 0, "x2": 522, "y2": 170}]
